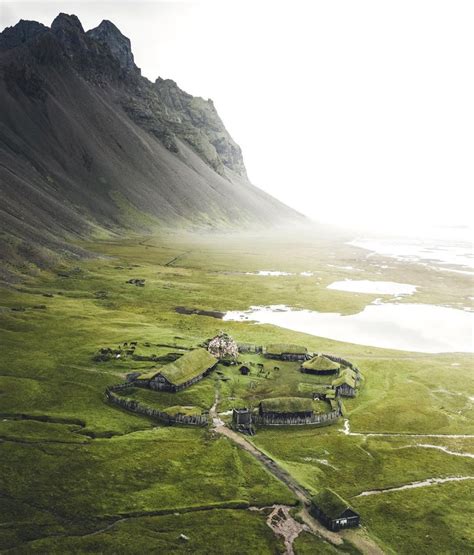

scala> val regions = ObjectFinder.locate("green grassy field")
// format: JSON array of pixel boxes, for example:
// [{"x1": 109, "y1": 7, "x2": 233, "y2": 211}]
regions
[{"x1": 1, "y1": 230, "x2": 473, "y2": 553}]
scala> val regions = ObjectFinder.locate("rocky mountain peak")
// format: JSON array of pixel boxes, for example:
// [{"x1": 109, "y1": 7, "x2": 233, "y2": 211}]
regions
[
  {"x1": 49, "y1": 13, "x2": 89, "y2": 56},
  {"x1": 0, "y1": 19, "x2": 48, "y2": 50},
  {"x1": 87, "y1": 19, "x2": 137, "y2": 72},
  {"x1": 51, "y1": 13, "x2": 84, "y2": 34}
]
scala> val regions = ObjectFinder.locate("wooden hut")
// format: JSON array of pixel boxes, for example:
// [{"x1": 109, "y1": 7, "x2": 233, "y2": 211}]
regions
[
  {"x1": 232, "y1": 408, "x2": 254, "y2": 434},
  {"x1": 332, "y1": 368, "x2": 359, "y2": 398},
  {"x1": 310, "y1": 488, "x2": 360, "y2": 531},
  {"x1": 135, "y1": 348, "x2": 217, "y2": 392},
  {"x1": 301, "y1": 354, "x2": 340, "y2": 375},
  {"x1": 265, "y1": 344, "x2": 308, "y2": 361}
]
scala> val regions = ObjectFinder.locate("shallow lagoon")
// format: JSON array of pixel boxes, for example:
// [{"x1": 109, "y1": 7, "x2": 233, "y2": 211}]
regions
[
  {"x1": 351, "y1": 237, "x2": 474, "y2": 272},
  {"x1": 224, "y1": 303, "x2": 474, "y2": 353}
]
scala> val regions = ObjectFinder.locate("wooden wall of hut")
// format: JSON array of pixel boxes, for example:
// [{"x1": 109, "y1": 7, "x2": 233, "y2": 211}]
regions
[
  {"x1": 253, "y1": 408, "x2": 341, "y2": 427},
  {"x1": 337, "y1": 384, "x2": 357, "y2": 397}
]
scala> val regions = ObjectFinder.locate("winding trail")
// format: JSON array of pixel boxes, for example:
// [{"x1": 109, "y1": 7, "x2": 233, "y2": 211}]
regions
[{"x1": 210, "y1": 388, "x2": 384, "y2": 555}]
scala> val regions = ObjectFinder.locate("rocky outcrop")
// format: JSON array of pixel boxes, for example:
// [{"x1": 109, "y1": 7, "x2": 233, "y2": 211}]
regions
[
  {"x1": 154, "y1": 78, "x2": 247, "y2": 177},
  {"x1": 50, "y1": 13, "x2": 88, "y2": 55},
  {"x1": 87, "y1": 19, "x2": 138, "y2": 73}
]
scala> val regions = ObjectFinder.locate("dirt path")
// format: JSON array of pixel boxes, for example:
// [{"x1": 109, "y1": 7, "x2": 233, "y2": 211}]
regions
[
  {"x1": 209, "y1": 390, "x2": 384, "y2": 554},
  {"x1": 340, "y1": 528, "x2": 385, "y2": 555},
  {"x1": 210, "y1": 392, "x2": 314, "y2": 506},
  {"x1": 164, "y1": 250, "x2": 191, "y2": 267}
]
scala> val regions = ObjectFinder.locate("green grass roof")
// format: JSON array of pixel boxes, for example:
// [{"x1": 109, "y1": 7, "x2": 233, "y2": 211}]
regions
[
  {"x1": 332, "y1": 367, "x2": 358, "y2": 389},
  {"x1": 160, "y1": 348, "x2": 217, "y2": 386},
  {"x1": 145, "y1": 348, "x2": 217, "y2": 386},
  {"x1": 311, "y1": 488, "x2": 351, "y2": 519},
  {"x1": 162, "y1": 405, "x2": 203, "y2": 417},
  {"x1": 260, "y1": 396, "x2": 313, "y2": 414},
  {"x1": 266, "y1": 343, "x2": 307, "y2": 355},
  {"x1": 302, "y1": 354, "x2": 340, "y2": 371},
  {"x1": 135, "y1": 369, "x2": 161, "y2": 381}
]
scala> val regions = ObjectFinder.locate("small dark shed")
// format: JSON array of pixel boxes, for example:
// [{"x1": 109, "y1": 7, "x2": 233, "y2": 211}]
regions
[
  {"x1": 232, "y1": 408, "x2": 254, "y2": 435},
  {"x1": 310, "y1": 488, "x2": 360, "y2": 531},
  {"x1": 233, "y1": 408, "x2": 252, "y2": 426},
  {"x1": 240, "y1": 365, "x2": 250, "y2": 375}
]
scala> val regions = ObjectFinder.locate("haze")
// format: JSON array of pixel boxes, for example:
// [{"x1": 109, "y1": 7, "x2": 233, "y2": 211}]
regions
[{"x1": 2, "y1": 0, "x2": 473, "y2": 235}]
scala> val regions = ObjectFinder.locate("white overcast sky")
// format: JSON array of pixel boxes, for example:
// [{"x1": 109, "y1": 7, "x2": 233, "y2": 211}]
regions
[{"x1": 1, "y1": 1, "x2": 473, "y2": 235}]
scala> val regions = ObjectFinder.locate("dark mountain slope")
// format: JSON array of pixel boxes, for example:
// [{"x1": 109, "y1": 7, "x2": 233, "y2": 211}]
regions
[{"x1": 0, "y1": 14, "x2": 303, "y2": 277}]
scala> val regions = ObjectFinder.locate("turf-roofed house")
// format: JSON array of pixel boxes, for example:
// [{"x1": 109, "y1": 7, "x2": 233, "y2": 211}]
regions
[
  {"x1": 301, "y1": 354, "x2": 340, "y2": 375},
  {"x1": 134, "y1": 348, "x2": 218, "y2": 392},
  {"x1": 259, "y1": 397, "x2": 314, "y2": 419},
  {"x1": 310, "y1": 488, "x2": 360, "y2": 531},
  {"x1": 331, "y1": 367, "x2": 360, "y2": 398},
  {"x1": 264, "y1": 343, "x2": 308, "y2": 361}
]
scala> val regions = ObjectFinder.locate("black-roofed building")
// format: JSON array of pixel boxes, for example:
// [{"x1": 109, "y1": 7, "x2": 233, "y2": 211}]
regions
[
  {"x1": 232, "y1": 408, "x2": 254, "y2": 435},
  {"x1": 310, "y1": 488, "x2": 360, "y2": 531}
]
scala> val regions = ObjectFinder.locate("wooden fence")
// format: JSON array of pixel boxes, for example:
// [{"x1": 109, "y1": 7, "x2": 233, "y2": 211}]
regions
[
  {"x1": 237, "y1": 343, "x2": 263, "y2": 354},
  {"x1": 105, "y1": 383, "x2": 208, "y2": 427},
  {"x1": 253, "y1": 406, "x2": 341, "y2": 427},
  {"x1": 322, "y1": 353, "x2": 359, "y2": 373}
]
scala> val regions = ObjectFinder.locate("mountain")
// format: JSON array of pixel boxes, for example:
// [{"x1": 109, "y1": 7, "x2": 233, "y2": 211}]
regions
[{"x1": 0, "y1": 14, "x2": 303, "y2": 278}]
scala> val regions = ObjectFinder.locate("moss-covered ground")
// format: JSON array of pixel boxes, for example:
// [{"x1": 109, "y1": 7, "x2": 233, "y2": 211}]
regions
[{"x1": 1, "y1": 230, "x2": 472, "y2": 553}]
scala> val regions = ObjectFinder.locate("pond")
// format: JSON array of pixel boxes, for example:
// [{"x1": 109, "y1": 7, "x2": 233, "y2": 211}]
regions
[
  {"x1": 327, "y1": 280, "x2": 417, "y2": 295},
  {"x1": 223, "y1": 303, "x2": 474, "y2": 353}
]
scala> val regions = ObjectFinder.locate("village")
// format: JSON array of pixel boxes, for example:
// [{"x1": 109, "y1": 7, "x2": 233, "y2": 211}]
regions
[{"x1": 99, "y1": 332, "x2": 364, "y2": 533}]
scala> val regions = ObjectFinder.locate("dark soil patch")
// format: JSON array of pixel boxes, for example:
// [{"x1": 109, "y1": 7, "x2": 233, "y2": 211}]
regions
[{"x1": 175, "y1": 306, "x2": 224, "y2": 319}]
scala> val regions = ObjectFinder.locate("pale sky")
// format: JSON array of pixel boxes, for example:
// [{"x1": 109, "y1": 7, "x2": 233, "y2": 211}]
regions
[{"x1": 1, "y1": 1, "x2": 473, "y2": 235}]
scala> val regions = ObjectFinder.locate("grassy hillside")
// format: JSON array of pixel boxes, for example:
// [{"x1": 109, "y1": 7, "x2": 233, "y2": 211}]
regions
[{"x1": 1, "y1": 230, "x2": 472, "y2": 552}]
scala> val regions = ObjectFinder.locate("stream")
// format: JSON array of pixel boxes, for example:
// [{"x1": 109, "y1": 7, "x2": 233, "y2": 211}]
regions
[
  {"x1": 340, "y1": 419, "x2": 474, "y2": 439},
  {"x1": 356, "y1": 476, "x2": 474, "y2": 497},
  {"x1": 397, "y1": 443, "x2": 474, "y2": 459}
]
